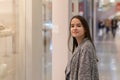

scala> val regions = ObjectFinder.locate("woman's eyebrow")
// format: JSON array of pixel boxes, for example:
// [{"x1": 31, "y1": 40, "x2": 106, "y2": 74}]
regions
[{"x1": 71, "y1": 23, "x2": 81, "y2": 24}]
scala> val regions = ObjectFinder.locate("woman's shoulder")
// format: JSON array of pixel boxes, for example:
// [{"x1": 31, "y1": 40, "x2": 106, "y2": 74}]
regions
[
  {"x1": 82, "y1": 39, "x2": 93, "y2": 49},
  {"x1": 77, "y1": 38, "x2": 95, "y2": 52}
]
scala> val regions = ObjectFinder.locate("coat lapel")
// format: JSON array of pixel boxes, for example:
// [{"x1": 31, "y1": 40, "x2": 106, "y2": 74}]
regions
[{"x1": 65, "y1": 38, "x2": 88, "y2": 76}]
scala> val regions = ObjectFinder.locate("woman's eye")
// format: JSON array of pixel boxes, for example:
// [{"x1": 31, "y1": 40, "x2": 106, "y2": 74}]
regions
[
  {"x1": 77, "y1": 24, "x2": 82, "y2": 27},
  {"x1": 71, "y1": 25, "x2": 74, "y2": 28},
  {"x1": 71, "y1": 24, "x2": 82, "y2": 28}
]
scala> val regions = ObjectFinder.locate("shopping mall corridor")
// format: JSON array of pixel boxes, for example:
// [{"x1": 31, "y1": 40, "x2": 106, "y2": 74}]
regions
[
  {"x1": 95, "y1": 35, "x2": 120, "y2": 80},
  {"x1": 43, "y1": 32, "x2": 120, "y2": 80}
]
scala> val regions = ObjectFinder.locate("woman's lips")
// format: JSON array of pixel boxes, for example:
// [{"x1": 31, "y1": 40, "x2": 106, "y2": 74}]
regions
[{"x1": 72, "y1": 31, "x2": 79, "y2": 34}]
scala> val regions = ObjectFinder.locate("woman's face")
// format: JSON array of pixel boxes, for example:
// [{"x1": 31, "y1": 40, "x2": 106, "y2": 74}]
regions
[{"x1": 70, "y1": 18, "x2": 85, "y2": 39}]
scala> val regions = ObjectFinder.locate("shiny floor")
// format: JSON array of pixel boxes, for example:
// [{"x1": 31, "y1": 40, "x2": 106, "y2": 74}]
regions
[{"x1": 95, "y1": 32, "x2": 120, "y2": 80}]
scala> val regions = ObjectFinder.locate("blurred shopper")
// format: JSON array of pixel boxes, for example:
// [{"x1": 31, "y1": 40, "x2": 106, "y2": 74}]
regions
[
  {"x1": 116, "y1": 19, "x2": 120, "y2": 37},
  {"x1": 117, "y1": 19, "x2": 120, "y2": 29},
  {"x1": 104, "y1": 19, "x2": 111, "y2": 39},
  {"x1": 104, "y1": 19, "x2": 111, "y2": 35},
  {"x1": 98, "y1": 20, "x2": 105, "y2": 39},
  {"x1": 111, "y1": 18, "x2": 118, "y2": 38},
  {"x1": 65, "y1": 15, "x2": 99, "y2": 80}
]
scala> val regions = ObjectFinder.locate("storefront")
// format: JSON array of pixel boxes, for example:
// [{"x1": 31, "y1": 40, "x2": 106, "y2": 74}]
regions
[{"x1": 0, "y1": 0, "x2": 43, "y2": 80}]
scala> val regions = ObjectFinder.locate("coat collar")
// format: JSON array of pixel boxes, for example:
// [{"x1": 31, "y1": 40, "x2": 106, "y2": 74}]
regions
[{"x1": 73, "y1": 38, "x2": 88, "y2": 55}]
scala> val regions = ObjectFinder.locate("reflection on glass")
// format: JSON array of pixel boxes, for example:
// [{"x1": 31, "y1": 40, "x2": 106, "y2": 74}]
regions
[
  {"x1": 0, "y1": 0, "x2": 16, "y2": 80},
  {"x1": 42, "y1": 0, "x2": 52, "y2": 80}
]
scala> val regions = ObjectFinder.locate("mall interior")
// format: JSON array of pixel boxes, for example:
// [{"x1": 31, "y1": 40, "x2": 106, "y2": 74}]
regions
[{"x1": 0, "y1": 0, "x2": 120, "y2": 80}]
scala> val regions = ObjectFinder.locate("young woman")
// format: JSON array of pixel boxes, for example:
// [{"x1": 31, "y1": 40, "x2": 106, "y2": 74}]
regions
[{"x1": 65, "y1": 15, "x2": 99, "y2": 80}]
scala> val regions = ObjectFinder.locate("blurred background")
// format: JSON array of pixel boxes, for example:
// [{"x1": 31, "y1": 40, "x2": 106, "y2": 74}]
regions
[
  {"x1": 42, "y1": 0, "x2": 120, "y2": 80},
  {"x1": 0, "y1": 0, "x2": 120, "y2": 80}
]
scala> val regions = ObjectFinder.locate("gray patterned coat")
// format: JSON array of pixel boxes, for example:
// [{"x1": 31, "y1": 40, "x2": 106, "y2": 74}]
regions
[{"x1": 65, "y1": 38, "x2": 99, "y2": 80}]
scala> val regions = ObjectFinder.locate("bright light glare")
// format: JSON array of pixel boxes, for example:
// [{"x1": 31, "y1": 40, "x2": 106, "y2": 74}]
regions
[{"x1": 110, "y1": 0, "x2": 115, "y2": 3}]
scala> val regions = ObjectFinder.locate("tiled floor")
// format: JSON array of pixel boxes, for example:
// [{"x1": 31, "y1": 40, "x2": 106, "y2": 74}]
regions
[{"x1": 95, "y1": 33, "x2": 120, "y2": 80}]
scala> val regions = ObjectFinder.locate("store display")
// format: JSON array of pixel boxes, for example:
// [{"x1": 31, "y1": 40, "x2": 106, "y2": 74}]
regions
[
  {"x1": 0, "y1": 27, "x2": 15, "y2": 37},
  {"x1": 0, "y1": 25, "x2": 5, "y2": 30},
  {"x1": 0, "y1": 64, "x2": 7, "y2": 79}
]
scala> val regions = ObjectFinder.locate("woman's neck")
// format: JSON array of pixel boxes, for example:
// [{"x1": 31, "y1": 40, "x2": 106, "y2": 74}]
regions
[{"x1": 76, "y1": 36, "x2": 85, "y2": 45}]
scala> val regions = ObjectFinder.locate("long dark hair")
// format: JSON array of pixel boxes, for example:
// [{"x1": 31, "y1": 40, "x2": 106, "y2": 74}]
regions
[{"x1": 68, "y1": 15, "x2": 95, "y2": 53}]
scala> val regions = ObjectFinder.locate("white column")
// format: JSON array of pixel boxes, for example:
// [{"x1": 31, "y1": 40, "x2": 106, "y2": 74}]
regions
[
  {"x1": 32, "y1": 0, "x2": 43, "y2": 80},
  {"x1": 25, "y1": 0, "x2": 43, "y2": 80},
  {"x1": 15, "y1": 0, "x2": 26, "y2": 80},
  {"x1": 25, "y1": 0, "x2": 32, "y2": 80},
  {"x1": 52, "y1": 0, "x2": 70, "y2": 80}
]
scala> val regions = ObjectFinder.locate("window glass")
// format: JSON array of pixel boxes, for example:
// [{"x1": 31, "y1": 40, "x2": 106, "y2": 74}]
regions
[{"x1": 42, "y1": 0, "x2": 52, "y2": 80}]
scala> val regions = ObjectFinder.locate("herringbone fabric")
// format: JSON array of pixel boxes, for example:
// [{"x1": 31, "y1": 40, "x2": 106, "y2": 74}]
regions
[{"x1": 65, "y1": 38, "x2": 99, "y2": 80}]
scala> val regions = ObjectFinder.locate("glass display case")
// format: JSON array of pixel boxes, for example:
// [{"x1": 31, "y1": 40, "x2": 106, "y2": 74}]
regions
[{"x1": 0, "y1": 0, "x2": 26, "y2": 80}]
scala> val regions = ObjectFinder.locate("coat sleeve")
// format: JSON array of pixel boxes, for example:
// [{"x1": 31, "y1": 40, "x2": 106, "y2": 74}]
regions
[{"x1": 78, "y1": 48, "x2": 93, "y2": 80}]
